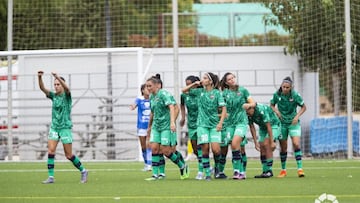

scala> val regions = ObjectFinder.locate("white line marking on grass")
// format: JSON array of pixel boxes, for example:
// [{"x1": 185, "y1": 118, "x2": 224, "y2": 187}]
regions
[
  {"x1": 0, "y1": 168, "x2": 140, "y2": 173},
  {"x1": 1, "y1": 195, "x2": 360, "y2": 200}
]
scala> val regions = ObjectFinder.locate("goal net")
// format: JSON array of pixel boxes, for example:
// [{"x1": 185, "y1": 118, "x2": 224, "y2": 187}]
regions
[
  {"x1": 262, "y1": 0, "x2": 360, "y2": 158},
  {"x1": 1, "y1": 0, "x2": 359, "y2": 160}
]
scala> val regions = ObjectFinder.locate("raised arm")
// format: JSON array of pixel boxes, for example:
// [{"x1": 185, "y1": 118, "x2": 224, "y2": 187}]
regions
[
  {"x1": 242, "y1": 97, "x2": 256, "y2": 110},
  {"x1": 38, "y1": 71, "x2": 50, "y2": 97},
  {"x1": 52, "y1": 72, "x2": 70, "y2": 94},
  {"x1": 182, "y1": 80, "x2": 201, "y2": 93}
]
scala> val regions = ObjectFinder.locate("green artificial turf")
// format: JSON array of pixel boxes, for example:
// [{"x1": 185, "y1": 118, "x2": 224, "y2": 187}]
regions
[{"x1": 0, "y1": 159, "x2": 359, "y2": 203}]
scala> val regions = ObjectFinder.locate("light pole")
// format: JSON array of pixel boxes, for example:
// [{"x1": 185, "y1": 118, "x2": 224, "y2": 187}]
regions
[{"x1": 105, "y1": 0, "x2": 115, "y2": 159}]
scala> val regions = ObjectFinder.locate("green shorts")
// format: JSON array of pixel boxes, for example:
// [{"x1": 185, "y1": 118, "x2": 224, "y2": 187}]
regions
[
  {"x1": 48, "y1": 128, "x2": 73, "y2": 144},
  {"x1": 233, "y1": 123, "x2": 248, "y2": 139},
  {"x1": 220, "y1": 127, "x2": 233, "y2": 147},
  {"x1": 150, "y1": 128, "x2": 177, "y2": 146},
  {"x1": 197, "y1": 126, "x2": 221, "y2": 144},
  {"x1": 227, "y1": 125, "x2": 248, "y2": 146},
  {"x1": 188, "y1": 128, "x2": 197, "y2": 141},
  {"x1": 240, "y1": 137, "x2": 248, "y2": 147},
  {"x1": 258, "y1": 124, "x2": 281, "y2": 142},
  {"x1": 279, "y1": 122, "x2": 301, "y2": 141}
]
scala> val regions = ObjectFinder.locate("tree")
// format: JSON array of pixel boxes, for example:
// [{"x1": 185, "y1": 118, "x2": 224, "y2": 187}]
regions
[
  {"x1": 262, "y1": 0, "x2": 345, "y2": 71},
  {"x1": 61, "y1": 1, "x2": 106, "y2": 48},
  {"x1": 0, "y1": 0, "x2": 7, "y2": 51},
  {"x1": 9, "y1": 0, "x2": 194, "y2": 49},
  {"x1": 12, "y1": 0, "x2": 65, "y2": 50},
  {"x1": 261, "y1": 0, "x2": 360, "y2": 112}
]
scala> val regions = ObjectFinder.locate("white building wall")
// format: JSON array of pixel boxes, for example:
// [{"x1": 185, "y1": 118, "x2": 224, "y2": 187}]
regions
[{"x1": 2, "y1": 46, "x2": 305, "y2": 160}]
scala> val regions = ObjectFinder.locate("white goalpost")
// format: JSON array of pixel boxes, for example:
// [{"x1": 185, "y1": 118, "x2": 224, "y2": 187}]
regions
[{"x1": 0, "y1": 47, "x2": 153, "y2": 161}]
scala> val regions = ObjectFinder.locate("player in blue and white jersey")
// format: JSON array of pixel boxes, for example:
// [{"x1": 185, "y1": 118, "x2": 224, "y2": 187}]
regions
[{"x1": 130, "y1": 84, "x2": 152, "y2": 171}]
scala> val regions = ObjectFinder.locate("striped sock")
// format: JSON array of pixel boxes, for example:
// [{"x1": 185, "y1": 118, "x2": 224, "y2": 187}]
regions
[
  {"x1": 69, "y1": 155, "x2": 85, "y2": 172},
  {"x1": 294, "y1": 149, "x2": 303, "y2": 169},
  {"x1": 47, "y1": 154, "x2": 55, "y2": 177}
]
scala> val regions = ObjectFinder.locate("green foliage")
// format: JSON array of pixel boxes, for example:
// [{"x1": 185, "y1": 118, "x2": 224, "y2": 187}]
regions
[
  {"x1": 6, "y1": 0, "x2": 287, "y2": 50},
  {"x1": 262, "y1": 0, "x2": 345, "y2": 71},
  {"x1": 0, "y1": 0, "x2": 7, "y2": 51},
  {"x1": 61, "y1": 1, "x2": 106, "y2": 48},
  {"x1": 10, "y1": 0, "x2": 194, "y2": 50},
  {"x1": 261, "y1": 0, "x2": 360, "y2": 111},
  {"x1": 13, "y1": 0, "x2": 64, "y2": 50}
]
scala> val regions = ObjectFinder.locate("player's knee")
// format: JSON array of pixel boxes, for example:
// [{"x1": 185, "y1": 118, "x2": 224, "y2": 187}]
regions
[{"x1": 47, "y1": 149, "x2": 56, "y2": 154}]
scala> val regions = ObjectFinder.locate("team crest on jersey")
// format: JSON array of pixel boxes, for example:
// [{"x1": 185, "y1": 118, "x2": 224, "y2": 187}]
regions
[
  {"x1": 289, "y1": 98, "x2": 294, "y2": 102},
  {"x1": 237, "y1": 92, "x2": 242, "y2": 96},
  {"x1": 144, "y1": 101, "x2": 150, "y2": 108},
  {"x1": 210, "y1": 94, "x2": 215, "y2": 99}
]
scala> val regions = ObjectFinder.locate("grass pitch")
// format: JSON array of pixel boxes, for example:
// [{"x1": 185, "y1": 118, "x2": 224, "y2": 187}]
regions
[{"x1": 0, "y1": 159, "x2": 359, "y2": 203}]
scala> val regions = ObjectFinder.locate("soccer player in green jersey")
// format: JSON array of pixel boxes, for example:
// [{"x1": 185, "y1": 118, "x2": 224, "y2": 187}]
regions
[
  {"x1": 246, "y1": 103, "x2": 280, "y2": 178},
  {"x1": 38, "y1": 71, "x2": 88, "y2": 184},
  {"x1": 145, "y1": 75, "x2": 189, "y2": 181},
  {"x1": 182, "y1": 72, "x2": 226, "y2": 181},
  {"x1": 219, "y1": 72, "x2": 257, "y2": 180},
  {"x1": 180, "y1": 75, "x2": 204, "y2": 180},
  {"x1": 270, "y1": 76, "x2": 307, "y2": 178}
]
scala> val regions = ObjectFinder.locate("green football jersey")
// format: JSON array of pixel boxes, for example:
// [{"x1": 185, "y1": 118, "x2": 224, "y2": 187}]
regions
[
  {"x1": 248, "y1": 103, "x2": 280, "y2": 130},
  {"x1": 190, "y1": 88, "x2": 225, "y2": 128},
  {"x1": 150, "y1": 89, "x2": 176, "y2": 131},
  {"x1": 48, "y1": 91, "x2": 72, "y2": 130},
  {"x1": 270, "y1": 89, "x2": 305, "y2": 125},
  {"x1": 222, "y1": 86, "x2": 250, "y2": 127},
  {"x1": 181, "y1": 92, "x2": 199, "y2": 129}
]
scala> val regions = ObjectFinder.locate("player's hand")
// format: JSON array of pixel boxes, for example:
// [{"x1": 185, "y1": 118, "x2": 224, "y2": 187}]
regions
[
  {"x1": 255, "y1": 142, "x2": 260, "y2": 152},
  {"x1": 129, "y1": 104, "x2": 136, "y2": 110},
  {"x1": 242, "y1": 103, "x2": 251, "y2": 110},
  {"x1": 170, "y1": 122, "x2": 176, "y2": 132},
  {"x1": 292, "y1": 117, "x2": 299, "y2": 125},
  {"x1": 275, "y1": 111, "x2": 282, "y2": 121},
  {"x1": 38, "y1": 71, "x2": 44, "y2": 76},
  {"x1": 216, "y1": 123, "x2": 222, "y2": 132},
  {"x1": 271, "y1": 140, "x2": 276, "y2": 151},
  {"x1": 51, "y1": 72, "x2": 58, "y2": 78}
]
